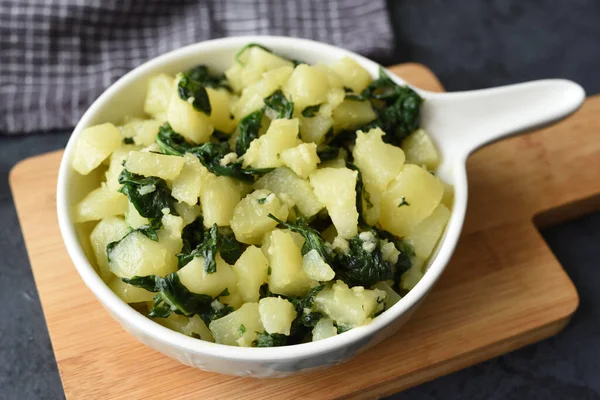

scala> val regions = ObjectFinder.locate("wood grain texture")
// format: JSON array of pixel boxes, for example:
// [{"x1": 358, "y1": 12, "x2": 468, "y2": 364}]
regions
[{"x1": 9, "y1": 64, "x2": 589, "y2": 399}]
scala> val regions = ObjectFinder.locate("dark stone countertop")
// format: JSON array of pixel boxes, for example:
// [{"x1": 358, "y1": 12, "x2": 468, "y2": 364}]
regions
[{"x1": 1, "y1": 1, "x2": 599, "y2": 399}]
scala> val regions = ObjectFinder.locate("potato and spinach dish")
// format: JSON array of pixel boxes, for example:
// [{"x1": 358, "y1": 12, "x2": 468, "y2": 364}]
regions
[{"x1": 71, "y1": 44, "x2": 452, "y2": 347}]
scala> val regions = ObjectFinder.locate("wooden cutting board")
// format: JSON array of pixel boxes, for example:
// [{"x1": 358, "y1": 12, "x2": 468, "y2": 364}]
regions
[{"x1": 11, "y1": 63, "x2": 595, "y2": 399}]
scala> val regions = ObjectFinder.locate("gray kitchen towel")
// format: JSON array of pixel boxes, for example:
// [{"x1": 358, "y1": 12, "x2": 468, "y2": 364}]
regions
[{"x1": 0, "y1": 0, "x2": 394, "y2": 135}]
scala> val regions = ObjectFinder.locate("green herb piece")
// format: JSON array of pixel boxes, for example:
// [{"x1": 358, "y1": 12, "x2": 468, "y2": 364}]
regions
[
  {"x1": 316, "y1": 145, "x2": 339, "y2": 161},
  {"x1": 123, "y1": 137, "x2": 135, "y2": 145},
  {"x1": 268, "y1": 214, "x2": 332, "y2": 263},
  {"x1": 345, "y1": 163, "x2": 372, "y2": 226},
  {"x1": 217, "y1": 227, "x2": 245, "y2": 265},
  {"x1": 301, "y1": 104, "x2": 321, "y2": 118},
  {"x1": 186, "y1": 65, "x2": 231, "y2": 91},
  {"x1": 267, "y1": 266, "x2": 272, "y2": 276},
  {"x1": 177, "y1": 224, "x2": 219, "y2": 272},
  {"x1": 181, "y1": 216, "x2": 205, "y2": 254},
  {"x1": 117, "y1": 169, "x2": 178, "y2": 219},
  {"x1": 177, "y1": 73, "x2": 212, "y2": 115},
  {"x1": 257, "y1": 197, "x2": 268, "y2": 204},
  {"x1": 336, "y1": 324, "x2": 352, "y2": 334},
  {"x1": 238, "y1": 324, "x2": 247, "y2": 337},
  {"x1": 156, "y1": 123, "x2": 193, "y2": 155},
  {"x1": 397, "y1": 197, "x2": 410, "y2": 207},
  {"x1": 263, "y1": 90, "x2": 294, "y2": 120},
  {"x1": 235, "y1": 110, "x2": 263, "y2": 156},
  {"x1": 252, "y1": 331, "x2": 288, "y2": 347}
]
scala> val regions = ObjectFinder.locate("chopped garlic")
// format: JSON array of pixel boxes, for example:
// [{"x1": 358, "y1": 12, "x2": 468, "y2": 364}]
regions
[
  {"x1": 219, "y1": 152, "x2": 238, "y2": 166},
  {"x1": 161, "y1": 207, "x2": 171, "y2": 215},
  {"x1": 359, "y1": 231, "x2": 377, "y2": 253},
  {"x1": 187, "y1": 96, "x2": 195, "y2": 104},
  {"x1": 137, "y1": 184, "x2": 156, "y2": 196},
  {"x1": 211, "y1": 300, "x2": 225, "y2": 311}
]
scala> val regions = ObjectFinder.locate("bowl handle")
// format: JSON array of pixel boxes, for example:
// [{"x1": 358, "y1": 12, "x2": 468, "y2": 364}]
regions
[{"x1": 422, "y1": 79, "x2": 585, "y2": 157}]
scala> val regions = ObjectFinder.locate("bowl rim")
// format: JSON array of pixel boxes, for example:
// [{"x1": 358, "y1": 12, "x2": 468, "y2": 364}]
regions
[{"x1": 57, "y1": 35, "x2": 468, "y2": 361}]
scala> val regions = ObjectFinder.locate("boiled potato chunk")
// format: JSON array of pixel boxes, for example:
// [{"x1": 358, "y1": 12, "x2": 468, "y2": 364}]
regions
[
  {"x1": 174, "y1": 202, "x2": 202, "y2": 226},
  {"x1": 402, "y1": 129, "x2": 440, "y2": 169},
  {"x1": 158, "y1": 314, "x2": 214, "y2": 342},
  {"x1": 105, "y1": 146, "x2": 136, "y2": 191},
  {"x1": 303, "y1": 249, "x2": 335, "y2": 281},
  {"x1": 207, "y1": 88, "x2": 236, "y2": 133},
  {"x1": 231, "y1": 189, "x2": 289, "y2": 244},
  {"x1": 332, "y1": 100, "x2": 376, "y2": 131},
  {"x1": 144, "y1": 74, "x2": 174, "y2": 121},
  {"x1": 177, "y1": 256, "x2": 236, "y2": 298},
  {"x1": 109, "y1": 277, "x2": 154, "y2": 303},
  {"x1": 254, "y1": 168, "x2": 324, "y2": 217},
  {"x1": 109, "y1": 231, "x2": 176, "y2": 278},
  {"x1": 171, "y1": 153, "x2": 206, "y2": 205},
  {"x1": 329, "y1": 57, "x2": 372, "y2": 94},
  {"x1": 314, "y1": 281, "x2": 386, "y2": 328},
  {"x1": 285, "y1": 64, "x2": 330, "y2": 110},
  {"x1": 200, "y1": 175, "x2": 242, "y2": 227},
  {"x1": 380, "y1": 164, "x2": 444, "y2": 237},
  {"x1": 441, "y1": 181, "x2": 454, "y2": 208},
  {"x1": 125, "y1": 201, "x2": 148, "y2": 229},
  {"x1": 74, "y1": 184, "x2": 128, "y2": 223},
  {"x1": 299, "y1": 114, "x2": 333, "y2": 145},
  {"x1": 353, "y1": 128, "x2": 405, "y2": 192},
  {"x1": 119, "y1": 119, "x2": 161, "y2": 147},
  {"x1": 407, "y1": 204, "x2": 450, "y2": 259},
  {"x1": 72, "y1": 123, "x2": 122, "y2": 175},
  {"x1": 258, "y1": 297, "x2": 297, "y2": 335},
  {"x1": 242, "y1": 118, "x2": 301, "y2": 169},
  {"x1": 400, "y1": 258, "x2": 424, "y2": 291},
  {"x1": 226, "y1": 46, "x2": 293, "y2": 93},
  {"x1": 233, "y1": 246, "x2": 269, "y2": 303},
  {"x1": 264, "y1": 229, "x2": 315, "y2": 296},
  {"x1": 232, "y1": 66, "x2": 293, "y2": 120},
  {"x1": 209, "y1": 302, "x2": 263, "y2": 347},
  {"x1": 372, "y1": 281, "x2": 402, "y2": 309},
  {"x1": 280, "y1": 143, "x2": 320, "y2": 178},
  {"x1": 309, "y1": 168, "x2": 358, "y2": 239},
  {"x1": 125, "y1": 151, "x2": 184, "y2": 181},
  {"x1": 166, "y1": 83, "x2": 214, "y2": 143},
  {"x1": 219, "y1": 290, "x2": 243, "y2": 310},
  {"x1": 312, "y1": 318, "x2": 338, "y2": 341},
  {"x1": 90, "y1": 216, "x2": 129, "y2": 282}
]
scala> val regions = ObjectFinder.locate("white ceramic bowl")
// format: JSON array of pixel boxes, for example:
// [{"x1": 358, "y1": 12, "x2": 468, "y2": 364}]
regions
[{"x1": 57, "y1": 36, "x2": 585, "y2": 377}]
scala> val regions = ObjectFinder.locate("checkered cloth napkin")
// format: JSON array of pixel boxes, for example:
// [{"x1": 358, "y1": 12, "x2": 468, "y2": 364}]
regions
[{"x1": 0, "y1": 0, "x2": 394, "y2": 135}]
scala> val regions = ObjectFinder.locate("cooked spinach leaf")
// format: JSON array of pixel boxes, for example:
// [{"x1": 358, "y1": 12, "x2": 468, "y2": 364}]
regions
[
  {"x1": 177, "y1": 224, "x2": 219, "y2": 272},
  {"x1": 181, "y1": 216, "x2": 205, "y2": 254},
  {"x1": 316, "y1": 145, "x2": 339, "y2": 161},
  {"x1": 118, "y1": 169, "x2": 178, "y2": 219},
  {"x1": 263, "y1": 90, "x2": 294, "y2": 120},
  {"x1": 188, "y1": 142, "x2": 273, "y2": 181},
  {"x1": 156, "y1": 123, "x2": 193, "y2": 155},
  {"x1": 268, "y1": 214, "x2": 332, "y2": 263},
  {"x1": 178, "y1": 222, "x2": 245, "y2": 271},
  {"x1": 123, "y1": 137, "x2": 135, "y2": 145},
  {"x1": 217, "y1": 227, "x2": 245, "y2": 265},
  {"x1": 186, "y1": 65, "x2": 231, "y2": 91},
  {"x1": 177, "y1": 73, "x2": 212, "y2": 115},
  {"x1": 301, "y1": 104, "x2": 321, "y2": 118},
  {"x1": 252, "y1": 332, "x2": 288, "y2": 347},
  {"x1": 235, "y1": 110, "x2": 263, "y2": 156}
]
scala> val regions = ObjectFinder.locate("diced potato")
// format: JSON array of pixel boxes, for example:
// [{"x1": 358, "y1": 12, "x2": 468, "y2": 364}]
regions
[
  {"x1": 72, "y1": 123, "x2": 122, "y2": 175},
  {"x1": 280, "y1": 143, "x2": 320, "y2": 178},
  {"x1": 89, "y1": 216, "x2": 129, "y2": 282},
  {"x1": 207, "y1": 88, "x2": 236, "y2": 133},
  {"x1": 285, "y1": 64, "x2": 330, "y2": 110},
  {"x1": 209, "y1": 302, "x2": 263, "y2": 347},
  {"x1": 254, "y1": 168, "x2": 324, "y2": 217},
  {"x1": 174, "y1": 202, "x2": 202, "y2": 226},
  {"x1": 230, "y1": 189, "x2": 289, "y2": 244},
  {"x1": 309, "y1": 168, "x2": 358, "y2": 239},
  {"x1": 380, "y1": 164, "x2": 444, "y2": 237},
  {"x1": 105, "y1": 146, "x2": 137, "y2": 191},
  {"x1": 299, "y1": 114, "x2": 333, "y2": 145},
  {"x1": 400, "y1": 258, "x2": 424, "y2": 291},
  {"x1": 158, "y1": 314, "x2": 214, "y2": 342},
  {"x1": 161, "y1": 214, "x2": 184, "y2": 239},
  {"x1": 200, "y1": 175, "x2": 242, "y2": 227},
  {"x1": 318, "y1": 148, "x2": 348, "y2": 169},
  {"x1": 119, "y1": 119, "x2": 161, "y2": 147},
  {"x1": 318, "y1": 87, "x2": 346, "y2": 118},
  {"x1": 232, "y1": 246, "x2": 269, "y2": 303},
  {"x1": 312, "y1": 318, "x2": 338, "y2": 341},
  {"x1": 441, "y1": 181, "x2": 454, "y2": 208},
  {"x1": 242, "y1": 118, "x2": 301, "y2": 169},
  {"x1": 258, "y1": 297, "x2": 297, "y2": 335},
  {"x1": 156, "y1": 228, "x2": 183, "y2": 261},
  {"x1": 74, "y1": 185, "x2": 128, "y2": 223},
  {"x1": 144, "y1": 74, "x2": 174, "y2": 121},
  {"x1": 171, "y1": 153, "x2": 207, "y2": 205},
  {"x1": 402, "y1": 129, "x2": 440, "y2": 170},
  {"x1": 109, "y1": 277, "x2": 154, "y2": 303},
  {"x1": 332, "y1": 100, "x2": 377, "y2": 131},
  {"x1": 353, "y1": 128, "x2": 405, "y2": 192},
  {"x1": 302, "y1": 249, "x2": 335, "y2": 281},
  {"x1": 220, "y1": 290, "x2": 243, "y2": 310},
  {"x1": 125, "y1": 151, "x2": 184, "y2": 181},
  {"x1": 329, "y1": 57, "x2": 372, "y2": 93},
  {"x1": 226, "y1": 46, "x2": 293, "y2": 93},
  {"x1": 166, "y1": 83, "x2": 214, "y2": 144},
  {"x1": 109, "y1": 231, "x2": 176, "y2": 278},
  {"x1": 263, "y1": 229, "x2": 315, "y2": 297},
  {"x1": 177, "y1": 256, "x2": 236, "y2": 298},
  {"x1": 232, "y1": 66, "x2": 293, "y2": 121},
  {"x1": 313, "y1": 280, "x2": 386, "y2": 328},
  {"x1": 125, "y1": 201, "x2": 148, "y2": 229},
  {"x1": 408, "y1": 204, "x2": 450, "y2": 259},
  {"x1": 314, "y1": 64, "x2": 344, "y2": 89},
  {"x1": 372, "y1": 281, "x2": 402, "y2": 309}
]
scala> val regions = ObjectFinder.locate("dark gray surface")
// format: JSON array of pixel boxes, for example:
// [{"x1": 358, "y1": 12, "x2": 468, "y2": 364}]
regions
[{"x1": 2, "y1": 1, "x2": 600, "y2": 399}]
